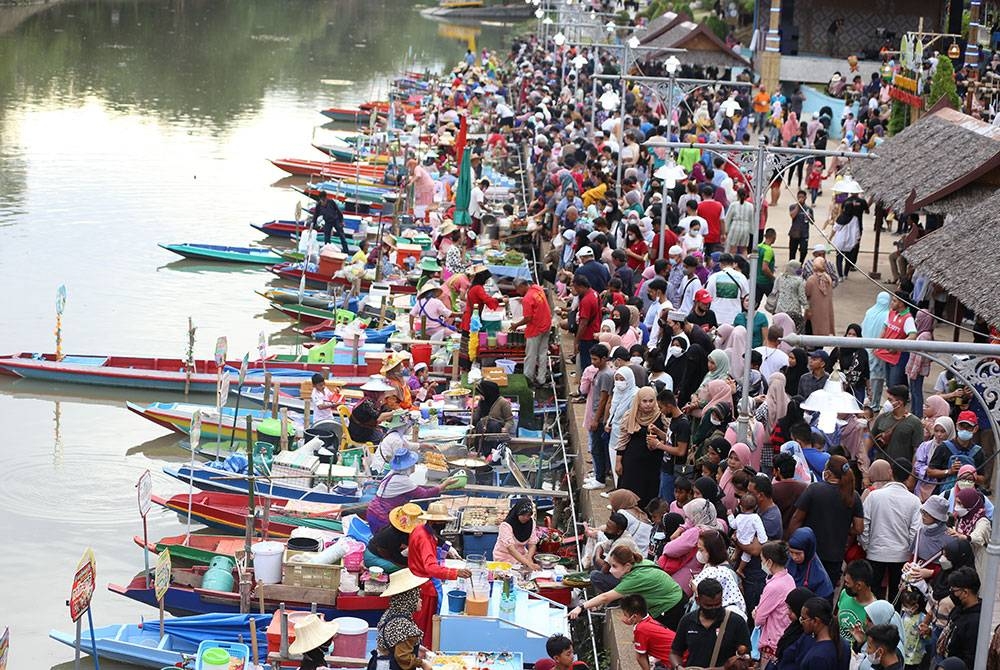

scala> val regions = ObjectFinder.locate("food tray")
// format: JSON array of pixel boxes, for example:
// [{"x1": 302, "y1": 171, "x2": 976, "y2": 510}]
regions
[{"x1": 459, "y1": 506, "x2": 504, "y2": 533}]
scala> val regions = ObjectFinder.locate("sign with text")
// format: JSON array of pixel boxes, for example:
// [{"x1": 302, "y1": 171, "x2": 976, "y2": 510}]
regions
[
  {"x1": 137, "y1": 470, "x2": 152, "y2": 517},
  {"x1": 69, "y1": 549, "x2": 96, "y2": 622},
  {"x1": 218, "y1": 371, "x2": 232, "y2": 409},
  {"x1": 154, "y1": 549, "x2": 172, "y2": 602},
  {"x1": 214, "y1": 336, "x2": 228, "y2": 367}
]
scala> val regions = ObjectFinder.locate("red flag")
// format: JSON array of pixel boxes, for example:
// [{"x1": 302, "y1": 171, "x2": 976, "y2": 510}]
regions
[{"x1": 454, "y1": 113, "x2": 468, "y2": 162}]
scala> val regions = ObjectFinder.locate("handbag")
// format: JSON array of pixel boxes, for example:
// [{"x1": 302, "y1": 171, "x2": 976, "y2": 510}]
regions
[
  {"x1": 750, "y1": 625, "x2": 763, "y2": 660},
  {"x1": 687, "y1": 610, "x2": 732, "y2": 670}
]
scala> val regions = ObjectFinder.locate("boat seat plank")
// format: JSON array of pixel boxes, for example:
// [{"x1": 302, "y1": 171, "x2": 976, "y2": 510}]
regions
[{"x1": 59, "y1": 355, "x2": 110, "y2": 366}]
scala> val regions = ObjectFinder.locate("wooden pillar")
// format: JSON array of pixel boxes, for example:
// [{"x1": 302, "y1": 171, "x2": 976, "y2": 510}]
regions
[{"x1": 759, "y1": 0, "x2": 782, "y2": 94}]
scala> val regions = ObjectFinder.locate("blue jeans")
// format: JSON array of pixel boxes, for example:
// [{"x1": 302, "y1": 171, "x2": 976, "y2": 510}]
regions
[
  {"x1": 578, "y1": 339, "x2": 595, "y2": 375},
  {"x1": 888, "y1": 352, "x2": 909, "y2": 388},
  {"x1": 658, "y1": 471, "x2": 675, "y2": 503},
  {"x1": 909, "y1": 376, "x2": 925, "y2": 416},
  {"x1": 590, "y1": 428, "x2": 610, "y2": 483}
]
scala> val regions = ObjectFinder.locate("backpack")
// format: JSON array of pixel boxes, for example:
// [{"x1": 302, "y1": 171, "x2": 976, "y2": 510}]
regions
[{"x1": 938, "y1": 440, "x2": 981, "y2": 493}]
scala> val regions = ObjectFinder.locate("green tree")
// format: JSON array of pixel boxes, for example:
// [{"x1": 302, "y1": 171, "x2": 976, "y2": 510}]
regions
[
  {"x1": 928, "y1": 55, "x2": 962, "y2": 109},
  {"x1": 887, "y1": 99, "x2": 909, "y2": 135}
]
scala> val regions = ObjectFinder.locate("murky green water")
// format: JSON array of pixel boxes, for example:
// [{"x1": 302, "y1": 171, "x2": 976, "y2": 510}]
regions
[{"x1": 0, "y1": 1, "x2": 513, "y2": 665}]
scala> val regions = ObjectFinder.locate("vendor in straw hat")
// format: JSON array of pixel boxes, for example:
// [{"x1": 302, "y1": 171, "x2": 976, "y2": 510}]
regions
[
  {"x1": 408, "y1": 502, "x2": 473, "y2": 644},
  {"x1": 415, "y1": 257, "x2": 441, "y2": 293},
  {"x1": 365, "y1": 503, "x2": 424, "y2": 574},
  {"x1": 376, "y1": 569, "x2": 432, "y2": 670},
  {"x1": 380, "y1": 352, "x2": 413, "y2": 410},
  {"x1": 409, "y1": 280, "x2": 456, "y2": 340},
  {"x1": 287, "y1": 614, "x2": 339, "y2": 670}
]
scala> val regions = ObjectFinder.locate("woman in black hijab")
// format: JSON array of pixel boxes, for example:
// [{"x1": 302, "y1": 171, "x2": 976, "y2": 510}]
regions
[
  {"x1": 494, "y1": 497, "x2": 539, "y2": 569},
  {"x1": 782, "y1": 347, "x2": 808, "y2": 396},
  {"x1": 663, "y1": 337, "x2": 689, "y2": 396},
  {"x1": 828, "y1": 323, "x2": 869, "y2": 403},
  {"x1": 677, "y1": 343, "x2": 708, "y2": 407},
  {"x1": 775, "y1": 587, "x2": 815, "y2": 670},
  {"x1": 693, "y1": 476, "x2": 728, "y2": 522},
  {"x1": 470, "y1": 380, "x2": 514, "y2": 455}
]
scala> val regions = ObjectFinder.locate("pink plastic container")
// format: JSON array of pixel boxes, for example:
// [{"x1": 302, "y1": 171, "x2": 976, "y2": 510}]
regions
[
  {"x1": 332, "y1": 617, "x2": 369, "y2": 658},
  {"x1": 478, "y1": 332, "x2": 488, "y2": 346},
  {"x1": 496, "y1": 332, "x2": 508, "y2": 346},
  {"x1": 343, "y1": 548, "x2": 365, "y2": 572}
]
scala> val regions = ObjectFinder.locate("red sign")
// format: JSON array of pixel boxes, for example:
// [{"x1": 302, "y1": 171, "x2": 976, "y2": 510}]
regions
[
  {"x1": 69, "y1": 549, "x2": 96, "y2": 622},
  {"x1": 889, "y1": 86, "x2": 923, "y2": 108}
]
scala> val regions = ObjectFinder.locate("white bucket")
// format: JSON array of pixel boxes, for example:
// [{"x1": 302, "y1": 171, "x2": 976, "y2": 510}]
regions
[
  {"x1": 369, "y1": 282, "x2": 391, "y2": 307},
  {"x1": 507, "y1": 297, "x2": 523, "y2": 322},
  {"x1": 251, "y1": 541, "x2": 285, "y2": 585}
]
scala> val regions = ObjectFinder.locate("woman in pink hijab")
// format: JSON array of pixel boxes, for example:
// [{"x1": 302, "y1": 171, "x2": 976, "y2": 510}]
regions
[
  {"x1": 771, "y1": 313, "x2": 796, "y2": 353},
  {"x1": 719, "y1": 442, "x2": 753, "y2": 509},
  {"x1": 724, "y1": 325, "x2": 749, "y2": 380},
  {"x1": 921, "y1": 394, "x2": 951, "y2": 439}
]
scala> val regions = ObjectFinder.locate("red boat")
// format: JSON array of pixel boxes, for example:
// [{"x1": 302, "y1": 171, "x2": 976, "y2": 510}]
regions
[
  {"x1": 268, "y1": 158, "x2": 387, "y2": 180},
  {"x1": 151, "y1": 492, "x2": 345, "y2": 538},
  {"x1": 268, "y1": 262, "x2": 416, "y2": 294}
]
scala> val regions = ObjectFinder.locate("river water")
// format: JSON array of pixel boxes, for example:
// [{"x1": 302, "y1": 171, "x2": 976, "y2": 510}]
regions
[{"x1": 0, "y1": 1, "x2": 513, "y2": 665}]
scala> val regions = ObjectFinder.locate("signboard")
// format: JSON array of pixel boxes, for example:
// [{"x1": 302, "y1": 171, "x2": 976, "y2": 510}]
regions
[
  {"x1": 238, "y1": 353, "x2": 250, "y2": 386},
  {"x1": 55, "y1": 284, "x2": 67, "y2": 315},
  {"x1": 137, "y1": 470, "x2": 152, "y2": 517},
  {"x1": 889, "y1": 86, "x2": 923, "y2": 108},
  {"x1": 154, "y1": 549, "x2": 172, "y2": 602},
  {"x1": 0, "y1": 627, "x2": 8, "y2": 670},
  {"x1": 214, "y1": 336, "x2": 228, "y2": 367},
  {"x1": 892, "y1": 73, "x2": 917, "y2": 92},
  {"x1": 258, "y1": 331, "x2": 267, "y2": 361},
  {"x1": 218, "y1": 371, "x2": 232, "y2": 409},
  {"x1": 190, "y1": 410, "x2": 202, "y2": 451},
  {"x1": 69, "y1": 549, "x2": 96, "y2": 622}
]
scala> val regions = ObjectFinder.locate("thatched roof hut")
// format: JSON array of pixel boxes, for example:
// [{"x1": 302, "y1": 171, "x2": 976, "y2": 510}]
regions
[
  {"x1": 851, "y1": 108, "x2": 1000, "y2": 212},
  {"x1": 903, "y1": 190, "x2": 1000, "y2": 326},
  {"x1": 642, "y1": 20, "x2": 751, "y2": 68}
]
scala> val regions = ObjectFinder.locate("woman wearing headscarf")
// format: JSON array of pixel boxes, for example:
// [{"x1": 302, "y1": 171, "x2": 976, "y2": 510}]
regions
[
  {"x1": 719, "y1": 442, "x2": 754, "y2": 509},
  {"x1": 692, "y1": 350, "x2": 731, "y2": 406},
  {"x1": 906, "y1": 309, "x2": 935, "y2": 414},
  {"x1": 676, "y1": 342, "x2": 708, "y2": 407},
  {"x1": 771, "y1": 313, "x2": 798, "y2": 353},
  {"x1": 659, "y1": 498, "x2": 725, "y2": 596},
  {"x1": 609, "y1": 489, "x2": 654, "y2": 556},
  {"x1": 861, "y1": 458, "x2": 893, "y2": 502},
  {"x1": 375, "y1": 569, "x2": 430, "y2": 670},
  {"x1": 774, "y1": 587, "x2": 816, "y2": 670},
  {"x1": 606, "y1": 366, "x2": 638, "y2": 487},
  {"x1": 862, "y1": 291, "x2": 892, "y2": 369},
  {"x1": 690, "y1": 528, "x2": 747, "y2": 616},
  {"x1": 829, "y1": 323, "x2": 870, "y2": 403},
  {"x1": 493, "y1": 497, "x2": 539, "y2": 570},
  {"x1": 953, "y1": 487, "x2": 991, "y2": 575},
  {"x1": 754, "y1": 371, "x2": 790, "y2": 433},
  {"x1": 693, "y1": 475, "x2": 730, "y2": 524},
  {"x1": 914, "y1": 416, "x2": 955, "y2": 501},
  {"x1": 772, "y1": 260, "x2": 809, "y2": 330},
  {"x1": 624, "y1": 305, "x2": 642, "y2": 348},
  {"x1": 781, "y1": 112, "x2": 800, "y2": 146},
  {"x1": 615, "y1": 387, "x2": 667, "y2": 509},
  {"x1": 664, "y1": 337, "x2": 690, "y2": 394},
  {"x1": 782, "y1": 348, "x2": 808, "y2": 396},
  {"x1": 689, "y1": 381, "x2": 734, "y2": 457},
  {"x1": 367, "y1": 450, "x2": 456, "y2": 534},
  {"x1": 848, "y1": 600, "x2": 907, "y2": 670},
  {"x1": 921, "y1": 395, "x2": 951, "y2": 439},
  {"x1": 911, "y1": 494, "x2": 952, "y2": 562},
  {"x1": 804, "y1": 257, "x2": 836, "y2": 336},
  {"x1": 755, "y1": 541, "x2": 798, "y2": 666},
  {"x1": 469, "y1": 380, "x2": 514, "y2": 456},
  {"x1": 786, "y1": 527, "x2": 834, "y2": 599},
  {"x1": 723, "y1": 325, "x2": 749, "y2": 381}
]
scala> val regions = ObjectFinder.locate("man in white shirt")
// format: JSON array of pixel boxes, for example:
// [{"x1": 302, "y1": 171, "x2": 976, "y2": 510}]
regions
[
  {"x1": 677, "y1": 200, "x2": 707, "y2": 235},
  {"x1": 676, "y1": 256, "x2": 703, "y2": 315},
  {"x1": 755, "y1": 325, "x2": 790, "y2": 379},
  {"x1": 705, "y1": 253, "x2": 749, "y2": 326},
  {"x1": 468, "y1": 178, "x2": 488, "y2": 224},
  {"x1": 643, "y1": 278, "x2": 673, "y2": 347}
]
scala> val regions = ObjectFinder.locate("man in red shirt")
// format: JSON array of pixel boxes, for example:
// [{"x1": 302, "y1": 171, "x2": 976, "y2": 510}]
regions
[
  {"x1": 573, "y1": 274, "x2": 600, "y2": 373},
  {"x1": 513, "y1": 278, "x2": 553, "y2": 387},
  {"x1": 649, "y1": 214, "x2": 679, "y2": 264},
  {"x1": 621, "y1": 594, "x2": 676, "y2": 670},
  {"x1": 696, "y1": 184, "x2": 725, "y2": 254}
]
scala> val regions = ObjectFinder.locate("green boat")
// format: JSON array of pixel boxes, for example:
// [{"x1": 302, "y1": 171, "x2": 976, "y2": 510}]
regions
[
  {"x1": 268, "y1": 301, "x2": 358, "y2": 325},
  {"x1": 159, "y1": 243, "x2": 283, "y2": 265}
]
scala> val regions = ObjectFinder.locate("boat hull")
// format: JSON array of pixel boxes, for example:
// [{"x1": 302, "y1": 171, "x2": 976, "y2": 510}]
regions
[{"x1": 159, "y1": 243, "x2": 283, "y2": 265}]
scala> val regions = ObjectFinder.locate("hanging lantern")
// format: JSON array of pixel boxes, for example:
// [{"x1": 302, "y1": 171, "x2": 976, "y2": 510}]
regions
[{"x1": 948, "y1": 42, "x2": 961, "y2": 60}]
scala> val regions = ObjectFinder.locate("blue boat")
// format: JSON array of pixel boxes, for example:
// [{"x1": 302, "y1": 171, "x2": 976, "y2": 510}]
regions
[
  {"x1": 158, "y1": 243, "x2": 284, "y2": 265},
  {"x1": 48, "y1": 614, "x2": 270, "y2": 669},
  {"x1": 163, "y1": 463, "x2": 376, "y2": 505}
]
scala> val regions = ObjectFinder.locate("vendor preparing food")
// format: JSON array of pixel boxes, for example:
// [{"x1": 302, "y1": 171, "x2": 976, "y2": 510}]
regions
[
  {"x1": 409, "y1": 501, "x2": 473, "y2": 644},
  {"x1": 366, "y1": 449, "x2": 463, "y2": 533},
  {"x1": 492, "y1": 497, "x2": 540, "y2": 570}
]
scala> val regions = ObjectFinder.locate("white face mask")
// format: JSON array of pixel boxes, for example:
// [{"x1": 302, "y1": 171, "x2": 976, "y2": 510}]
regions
[
  {"x1": 761, "y1": 559, "x2": 773, "y2": 575},
  {"x1": 956, "y1": 479, "x2": 974, "y2": 490},
  {"x1": 630, "y1": 356, "x2": 643, "y2": 366},
  {"x1": 882, "y1": 400, "x2": 894, "y2": 414},
  {"x1": 954, "y1": 505, "x2": 969, "y2": 517},
  {"x1": 614, "y1": 379, "x2": 628, "y2": 392},
  {"x1": 668, "y1": 346, "x2": 682, "y2": 358},
  {"x1": 696, "y1": 550, "x2": 708, "y2": 564},
  {"x1": 939, "y1": 556, "x2": 953, "y2": 570}
]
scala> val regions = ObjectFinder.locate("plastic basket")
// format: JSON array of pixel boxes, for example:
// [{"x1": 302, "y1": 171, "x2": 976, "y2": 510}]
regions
[
  {"x1": 195, "y1": 640, "x2": 250, "y2": 670},
  {"x1": 283, "y1": 551, "x2": 343, "y2": 590}
]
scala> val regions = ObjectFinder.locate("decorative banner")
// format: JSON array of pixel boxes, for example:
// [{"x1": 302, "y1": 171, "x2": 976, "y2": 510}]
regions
[
  {"x1": 214, "y1": 336, "x2": 228, "y2": 367},
  {"x1": 137, "y1": 470, "x2": 152, "y2": 517},
  {"x1": 892, "y1": 73, "x2": 917, "y2": 92},
  {"x1": 889, "y1": 86, "x2": 924, "y2": 108},
  {"x1": 55, "y1": 284, "x2": 67, "y2": 316},
  {"x1": 154, "y1": 549, "x2": 172, "y2": 602},
  {"x1": 69, "y1": 548, "x2": 96, "y2": 622},
  {"x1": 0, "y1": 627, "x2": 8, "y2": 670},
  {"x1": 218, "y1": 371, "x2": 232, "y2": 409},
  {"x1": 238, "y1": 353, "x2": 250, "y2": 387},
  {"x1": 190, "y1": 410, "x2": 202, "y2": 451}
]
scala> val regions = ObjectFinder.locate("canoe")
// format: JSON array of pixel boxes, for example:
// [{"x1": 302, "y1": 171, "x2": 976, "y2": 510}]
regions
[
  {"x1": 268, "y1": 262, "x2": 416, "y2": 294},
  {"x1": 159, "y1": 243, "x2": 284, "y2": 265},
  {"x1": 150, "y1": 491, "x2": 346, "y2": 537},
  {"x1": 108, "y1": 567, "x2": 386, "y2": 623},
  {"x1": 269, "y1": 302, "x2": 352, "y2": 326},
  {"x1": 268, "y1": 157, "x2": 388, "y2": 180},
  {"x1": 310, "y1": 179, "x2": 398, "y2": 204},
  {"x1": 319, "y1": 106, "x2": 378, "y2": 123},
  {"x1": 133, "y1": 533, "x2": 276, "y2": 564},
  {"x1": 49, "y1": 614, "x2": 270, "y2": 669},
  {"x1": 162, "y1": 464, "x2": 374, "y2": 506},
  {"x1": 257, "y1": 287, "x2": 362, "y2": 310},
  {"x1": 420, "y1": 2, "x2": 535, "y2": 19},
  {"x1": 0, "y1": 353, "x2": 357, "y2": 393},
  {"x1": 125, "y1": 401, "x2": 291, "y2": 440},
  {"x1": 251, "y1": 217, "x2": 376, "y2": 240}
]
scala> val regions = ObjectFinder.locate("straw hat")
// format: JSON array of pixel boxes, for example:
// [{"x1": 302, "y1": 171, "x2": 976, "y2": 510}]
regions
[
  {"x1": 439, "y1": 220, "x2": 457, "y2": 237},
  {"x1": 389, "y1": 503, "x2": 426, "y2": 533},
  {"x1": 287, "y1": 614, "x2": 339, "y2": 655},
  {"x1": 380, "y1": 352, "x2": 407, "y2": 375},
  {"x1": 382, "y1": 568, "x2": 429, "y2": 598},
  {"x1": 417, "y1": 280, "x2": 442, "y2": 298},
  {"x1": 360, "y1": 375, "x2": 393, "y2": 392},
  {"x1": 419, "y1": 501, "x2": 456, "y2": 522},
  {"x1": 467, "y1": 263, "x2": 489, "y2": 277}
]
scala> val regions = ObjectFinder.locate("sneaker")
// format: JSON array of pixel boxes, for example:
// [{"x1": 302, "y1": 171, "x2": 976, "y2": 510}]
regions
[{"x1": 582, "y1": 480, "x2": 605, "y2": 490}]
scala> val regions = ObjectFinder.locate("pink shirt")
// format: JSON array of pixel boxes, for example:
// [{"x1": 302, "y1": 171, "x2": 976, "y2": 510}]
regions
[
  {"x1": 410, "y1": 297, "x2": 452, "y2": 335},
  {"x1": 579, "y1": 365, "x2": 598, "y2": 427},
  {"x1": 753, "y1": 570, "x2": 795, "y2": 654},
  {"x1": 620, "y1": 327, "x2": 640, "y2": 350},
  {"x1": 492, "y1": 521, "x2": 537, "y2": 567},
  {"x1": 660, "y1": 526, "x2": 702, "y2": 597}
]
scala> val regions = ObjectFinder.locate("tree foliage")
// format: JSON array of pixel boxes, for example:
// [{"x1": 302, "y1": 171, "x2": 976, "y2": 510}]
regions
[{"x1": 928, "y1": 55, "x2": 962, "y2": 109}]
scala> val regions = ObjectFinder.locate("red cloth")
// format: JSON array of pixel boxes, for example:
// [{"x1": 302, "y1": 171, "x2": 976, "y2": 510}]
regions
[
  {"x1": 697, "y1": 199, "x2": 724, "y2": 244},
  {"x1": 627, "y1": 240, "x2": 649, "y2": 270},
  {"x1": 460, "y1": 284, "x2": 499, "y2": 330},
  {"x1": 634, "y1": 615, "x2": 677, "y2": 658},
  {"x1": 577, "y1": 289, "x2": 600, "y2": 341},
  {"x1": 522, "y1": 284, "x2": 552, "y2": 338},
  {"x1": 649, "y1": 230, "x2": 678, "y2": 262},
  {"x1": 875, "y1": 308, "x2": 912, "y2": 365},
  {"x1": 408, "y1": 525, "x2": 457, "y2": 647}
]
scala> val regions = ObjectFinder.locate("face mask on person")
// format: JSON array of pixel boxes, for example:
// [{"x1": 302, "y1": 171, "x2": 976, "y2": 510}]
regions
[
  {"x1": 669, "y1": 257, "x2": 679, "y2": 266},
  {"x1": 696, "y1": 550, "x2": 708, "y2": 564},
  {"x1": 630, "y1": 356, "x2": 643, "y2": 366},
  {"x1": 614, "y1": 379, "x2": 628, "y2": 392},
  {"x1": 700, "y1": 605, "x2": 724, "y2": 621},
  {"x1": 668, "y1": 346, "x2": 682, "y2": 358},
  {"x1": 761, "y1": 559, "x2": 773, "y2": 575},
  {"x1": 957, "y1": 429, "x2": 974, "y2": 442},
  {"x1": 689, "y1": 228, "x2": 700, "y2": 237},
  {"x1": 954, "y1": 505, "x2": 969, "y2": 517},
  {"x1": 882, "y1": 400, "x2": 894, "y2": 414},
  {"x1": 939, "y1": 556, "x2": 953, "y2": 570}
]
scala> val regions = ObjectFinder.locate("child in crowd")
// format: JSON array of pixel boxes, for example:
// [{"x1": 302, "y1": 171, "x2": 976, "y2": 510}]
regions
[
  {"x1": 601, "y1": 277, "x2": 627, "y2": 312},
  {"x1": 670, "y1": 477, "x2": 694, "y2": 515},
  {"x1": 621, "y1": 594, "x2": 675, "y2": 670},
  {"x1": 805, "y1": 161, "x2": 825, "y2": 204},
  {"x1": 898, "y1": 587, "x2": 926, "y2": 670},
  {"x1": 728, "y1": 493, "x2": 769, "y2": 577},
  {"x1": 534, "y1": 634, "x2": 589, "y2": 670}
]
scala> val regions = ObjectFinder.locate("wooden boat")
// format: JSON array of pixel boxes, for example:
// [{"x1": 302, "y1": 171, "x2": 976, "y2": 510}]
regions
[
  {"x1": 319, "y1": 106, "x2": 377, "y2": 123},
  {"x1": 268, "y1": 262, "x2": 416, "y2": 294},
  {"x1": 251, "y1": 217, "x2": 376, "y2": 240},
  {"x1": 133, "y1": 533, "x2": 277, "y2": 564},
  {"x1": 159, "y1": 243, "x2": 283, "y2": 265},
  {"x1": 311, "y1": 179, "x2": 398, "y2": 204},
  {"x1": 151, "y1": 491, "x2": 347, "y2": 536},
  {"x1": 108, "y1": 567, "x2": 386, "y2": 623},
  {"x1": 257, "y1": 287, "x2": 356, "y2": 310},
  {"x1": 125, "y1": 401, "x2": 293, "y2": 440},
  {"x1": 162, "y1": 464, "x2": 374, "y2": 506},
  {"x1": 420, "y1": 0, "x2": 535, "y2": 19},
  {"x1": 268, "y1": 157, "x2": 388, "y2": 180},
  {"x1": 269, "y1": 302, "x2": 349, "y2": 326},
  {"x1": 49, "y1": 614, "x2": 270, "y2": 669},
  {"x1": 0, "y1": 353, "x2": 352, "y2": 393}
]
